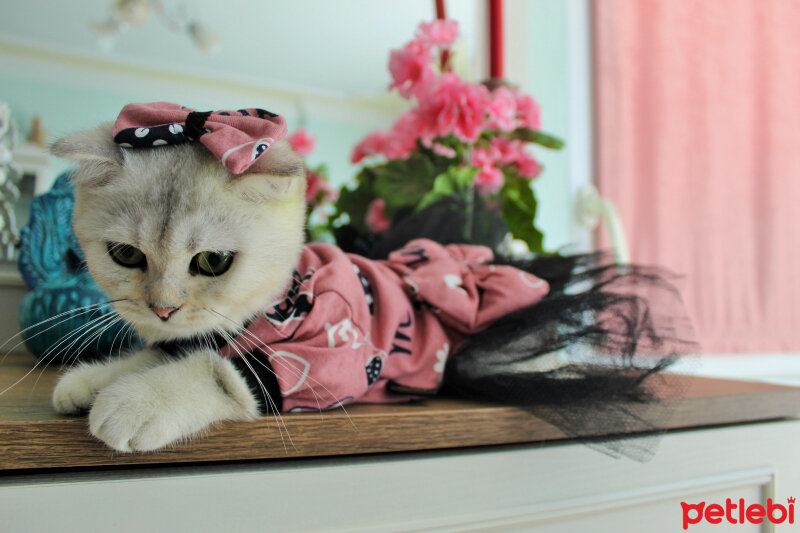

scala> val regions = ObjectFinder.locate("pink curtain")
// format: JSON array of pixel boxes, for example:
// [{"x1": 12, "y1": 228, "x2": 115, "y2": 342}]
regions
[{"x1": 594, "y1": 0, "x2": 800, "y2": 353}]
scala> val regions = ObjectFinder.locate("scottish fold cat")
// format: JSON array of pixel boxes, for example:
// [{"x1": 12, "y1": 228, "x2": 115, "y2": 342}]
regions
[{"x1": 50, "y1": 122, "x2": 307, "y2": 451}]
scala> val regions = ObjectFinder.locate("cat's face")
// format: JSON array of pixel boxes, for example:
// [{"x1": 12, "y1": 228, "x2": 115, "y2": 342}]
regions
[{"x1": 52, "y1": 123, "x2": 306, "y2": 342}]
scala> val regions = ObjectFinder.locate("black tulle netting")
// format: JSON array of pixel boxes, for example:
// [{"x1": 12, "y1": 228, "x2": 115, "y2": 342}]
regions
[
  {"x1": 439, "y1": 253, "x2": 699, "y2": 461},
  {"x1": 345, "y1": 197, "x2": 700, "y2": 462}
]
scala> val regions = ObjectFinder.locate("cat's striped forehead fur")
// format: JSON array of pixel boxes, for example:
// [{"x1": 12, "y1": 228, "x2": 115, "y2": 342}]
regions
[{"x1": 52, "y1": 123, "x2": 307, "y2": 342}]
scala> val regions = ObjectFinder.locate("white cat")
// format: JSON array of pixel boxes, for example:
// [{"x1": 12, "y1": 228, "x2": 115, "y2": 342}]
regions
[{"x1": 50, "y1": 122, "x2": 307, "y2": 452}]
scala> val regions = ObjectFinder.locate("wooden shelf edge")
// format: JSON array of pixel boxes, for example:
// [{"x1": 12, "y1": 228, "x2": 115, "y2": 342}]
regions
[{"x1": 2, "y1": 351, "x2": 800, "y2": 472}]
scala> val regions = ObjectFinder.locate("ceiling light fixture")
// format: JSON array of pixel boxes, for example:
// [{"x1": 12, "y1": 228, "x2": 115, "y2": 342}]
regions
[{"x1": 91, "y1": 0, "x2": 220, "y2": 55}]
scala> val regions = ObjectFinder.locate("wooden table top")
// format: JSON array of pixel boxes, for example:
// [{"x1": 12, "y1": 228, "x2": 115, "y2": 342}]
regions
[{"x1": 2, "y1": 351, "x2": 800, "y2": 471}]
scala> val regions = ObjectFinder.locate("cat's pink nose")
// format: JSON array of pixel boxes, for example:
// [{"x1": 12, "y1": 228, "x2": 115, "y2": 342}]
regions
[{"x1": 150, "y1": 306, "x2": 179, "y2": 321}]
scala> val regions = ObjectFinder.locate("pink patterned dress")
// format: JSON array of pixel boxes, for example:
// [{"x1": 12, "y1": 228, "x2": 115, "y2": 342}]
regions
[{"x1": 213, "y1": 239, "x2": 549, "y2": 412}]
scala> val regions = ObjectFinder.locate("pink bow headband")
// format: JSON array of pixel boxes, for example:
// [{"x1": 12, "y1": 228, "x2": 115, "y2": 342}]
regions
[{"x1": 112, "y1": 102, "x2": 288, "y2": 174}]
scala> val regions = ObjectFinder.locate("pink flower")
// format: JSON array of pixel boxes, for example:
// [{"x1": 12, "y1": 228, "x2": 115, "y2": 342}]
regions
[
  {"x1": 305, "y1": 169, "x2": 320, "y2": 201},
  {"x1": 470, "y1": 144, "x2": 501, "y2": 168},
  {"x1": 490, "y1": 137, "x2": 521, "y2": 164},
  {"x1": 513, "y1": 152, "x2": 542, "y2": 179},
  {"x1": 351, "y1": 131, "x2": 392, "y2": 163},
  {"x1": 417, "y1": 73, "x2": 491, "y2": 143},
  {"x1": 490, "y1": 137, "x2": 542, "y2": 179},
  {"x1": 287, "y1": 128, "x2": 316, "y2": 156},
  {"x1": 386, "y1": 110, "x2": 423, "y2": 158},
  {"x1": 305, "y1": 169, "x2": 337, "y2": 204},
  {"x1": 515, "y1": 93, "x2": 541, "y2": 130},
  {"x1": 487, "y1": 86, "x2": 519, "y2": 132},
  {"x1": 474, "y1": 165, "x2": 504, "y2": 194},
  {"x1": 394, "y1": 107, "x2": 437, "y2": 148},
  {"x1": 415, "y1": 20, "x2": 459, "y2": 47},
  {"x1": 431, "y1": 143, "x2": 456, "y2": 158},
  {"x1": 351, "y1": 111, "x2": 422, "y2": 163},
  {"x1": 365, "y1": 198, "x2": 391, "y2": 234},
  {"x1": 305, "y1": 169, "x2": 322, "y2": 201},
  {"x1": 389, "y1": 41, "x2": 434, "y2": 98}
]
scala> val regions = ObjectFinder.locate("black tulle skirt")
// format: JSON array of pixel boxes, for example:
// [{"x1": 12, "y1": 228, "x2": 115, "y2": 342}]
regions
[{"x1": 336, "y1": 196, "x2": 699, "y2": 461}]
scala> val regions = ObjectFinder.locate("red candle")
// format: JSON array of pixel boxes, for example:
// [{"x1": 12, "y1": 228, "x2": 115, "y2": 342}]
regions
[
  {"x1": 489, "y1": 0, "x2": 503, "y2": 79},
  {"x1": 435, "y1": 0, "x2": 446, "y2": 19},
  {"x1": 435, "y1": 0, "x2": 450, "y2": 71}
]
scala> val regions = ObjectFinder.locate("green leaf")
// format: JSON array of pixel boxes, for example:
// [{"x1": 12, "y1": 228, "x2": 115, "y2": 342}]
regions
[
  {"x1": 512, "y1": 128, "x2": 565, "y2": 150},
  {"x1": 311, "y1": 163, "x2": 329, "y2": 178},
  {"x1": 417, "y1": 166, "x2": 477, "y2": 210},
  {"x1": 373, "y1": 153, "x2": 439, "y2": 209},
  {"x1": 501, "y1": 174, "x2": 546, "y2": 254},
  {"x1": 450, "y1": 165, "x2": 478, "y2": 189},
  {"x1": 331, "y1": 168, "x2": 377, "y2": 233}
]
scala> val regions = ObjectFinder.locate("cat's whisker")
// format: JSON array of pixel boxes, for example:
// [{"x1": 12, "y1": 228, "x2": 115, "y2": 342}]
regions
[
  {"x1": 57, "y1": 313, "x2": 119, "y2": 368},
  {"x1": 0, "y1": 358, "x2": 47, "y2": 397},
  {"x1": 107, "y1": 317, "x2": 131, "y2": 361},
  {"x1": 119, "y1": 322, "x2": 136, "y2": 359},
  {"x1": 66, "y1": 314, "x2": 122, "y2": 371},
  {"x1": 258, "y1": 342, "x2": 359, "y2": 431},
  {"x1": 238, "y1": 352, "x2": 292, "y2": 453},
  {"x1": 3, "y1": 299, "x2": 119, "y2": 347},
  {"x1": 68, "y1": 315, "x2": 118, "y2": 363},
  {"x1": 211, "y1": 325, "x2": 297, "y2": 439},
  {"x1": 225, "y1": 328, "x2": 326, "y2": 421},
  {"x1": 210, "y1": 316, "x2": 328, "y2": 416},
  {"x1": 204, "y1": 310, "x2": 324, "y2": 409},
  {"x1": 257, "y1": 345, "x2": 342, "y2": 418},
  {"x1": 216, "y1": 331, "x2": 293, "y2": 453},
  {"x1": 93, "y1": 314, "x2": 114, "y2": 353},
  {"x1": 248, "y1": 345, "x2": 326, "y2": 417},
  {"x1": 30, "y1": 315, "x2": 121, "y2": 393},
  {"x1": 211, "y1": 325, "x2": 294, "y2": 451},
  {"x1": 30, "y1": 313, "x2": 116, "y2": 374},
  {"x1": 59, "y1": 317, "x2": 123, "y2": 377},
  {"x1": 204, "y1": 326, "x2": 280, "y2": 420},
  {"x1": 0, "y1": 300, "x2": 124, "y2": 361},
  {"x1": 227, "y1": 324, "x2": 355, "y2": 420},
  {"x1": 107, "y1": 323, "x2": 122, "y2": 360},
  {"x1": 32, "y1": 313, "x2": 120, "y2": 386},
  {"x1": 0, "y1": 313, "x2": 115, "y2": 398},
  {"x1": 217, "y1": 320, "x2": 328, "y2": 406},
  {"x1": 206, "y1": 309, "x2": 357, "y2": 431}
]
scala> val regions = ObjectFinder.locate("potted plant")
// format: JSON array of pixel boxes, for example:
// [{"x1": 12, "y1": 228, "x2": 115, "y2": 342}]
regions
[{"x1": 329, "y1": 19, "x2": 563, "y2": 257}]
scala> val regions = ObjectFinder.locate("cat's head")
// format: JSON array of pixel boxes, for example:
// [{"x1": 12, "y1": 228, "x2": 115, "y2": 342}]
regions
[{"x1": 51, "y1": 122, "x2": 306, "y2": 342}]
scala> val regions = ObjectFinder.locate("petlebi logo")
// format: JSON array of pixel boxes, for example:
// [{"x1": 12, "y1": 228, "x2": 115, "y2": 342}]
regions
[{"x1": 681, "y1": 497, "x2": 796, "y2": 529}]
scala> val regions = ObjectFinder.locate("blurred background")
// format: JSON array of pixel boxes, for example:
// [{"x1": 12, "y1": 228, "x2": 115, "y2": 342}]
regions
[{"x1": 0, "y1": 0, "x2": 797, "y2": 378}]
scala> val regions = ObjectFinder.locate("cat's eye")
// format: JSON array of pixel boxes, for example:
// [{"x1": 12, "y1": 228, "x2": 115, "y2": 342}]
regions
[
  {"x1": 191, "y1": 251, "x2": 234, "y2": 276},
  {"x1": 107, "y1": 243, "x2": 146, "y2": 269}
]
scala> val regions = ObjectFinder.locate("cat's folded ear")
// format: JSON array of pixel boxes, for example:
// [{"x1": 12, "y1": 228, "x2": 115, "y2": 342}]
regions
[
  {"x1": 50, "y1": 122, "x2": 122, "y2": 187},
  {"x1": 234, "y1": 139, "x2": 306, "y2": 202}
]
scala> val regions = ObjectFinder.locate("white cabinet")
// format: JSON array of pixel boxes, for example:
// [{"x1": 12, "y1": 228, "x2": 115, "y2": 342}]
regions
[{"x1": 2, "y1": 419, "x2": 798, "y2": 532}]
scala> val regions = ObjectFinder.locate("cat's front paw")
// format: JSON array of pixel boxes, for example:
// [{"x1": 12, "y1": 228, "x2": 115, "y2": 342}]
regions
[
  {"x1": 88, "y1": 353, "x2": 257, "y2": 452},
  {"x1": 88, "y1": 377, "x2": 187, "y2": 452},
  {"x1": 53, "y1": 365, "x2": 106, "y2": 414},
  {"x1": 53, "y1": 349, "x2": 164, "y2": 415}
]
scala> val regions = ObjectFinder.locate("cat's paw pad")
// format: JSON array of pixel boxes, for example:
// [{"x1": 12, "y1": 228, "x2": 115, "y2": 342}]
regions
[
  {"x1": 52, "y1": 367, "x2": 105, "y2": 414},
  {"x1": 88, "y1": 379, "x2": 187, "y2": 452}
]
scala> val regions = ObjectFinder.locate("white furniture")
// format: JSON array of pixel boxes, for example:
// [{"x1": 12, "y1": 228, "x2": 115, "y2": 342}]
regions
[{"x1": 1, "y1": 418, "x2": 798, "y2": 532}]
